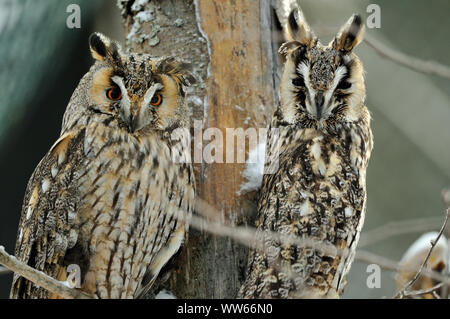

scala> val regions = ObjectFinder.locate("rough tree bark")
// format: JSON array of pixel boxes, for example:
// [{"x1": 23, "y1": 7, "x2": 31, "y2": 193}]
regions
[{"x1": 119, "y1": 0, "x2": 282, "y2": 298}]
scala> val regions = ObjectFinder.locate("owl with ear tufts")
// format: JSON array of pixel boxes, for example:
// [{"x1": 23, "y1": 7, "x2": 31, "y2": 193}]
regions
[
  {"x1": 10, "y1": 33, "x2": 196, "y2": 299},
  {"x1": 240, "y1": 9, "x2": 373, "y2": 298}
]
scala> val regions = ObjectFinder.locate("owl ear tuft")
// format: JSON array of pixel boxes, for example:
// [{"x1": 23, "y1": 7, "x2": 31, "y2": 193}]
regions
[
  {"x1": 89, "y1": 33, "x2": 121, "y2": 64},
  {"x1": 158, "y1": 57, "x2": 197, "y2": 87},
  {"x1": 278, "y1": 40, "x2": 302, "y2": 58},
  {"x1": 331, "y1": 14, "x2": 364, "y2": 53},
  {"x1": 177, "y1": 63, "x2": 197, "y2": 87},
  {"x1": 286, "y1": 9, "x2": 316, "y2": 47}
]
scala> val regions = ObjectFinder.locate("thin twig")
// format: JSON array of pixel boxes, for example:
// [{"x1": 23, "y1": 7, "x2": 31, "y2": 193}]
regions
[
  {"x1": 359, "y1": 217, "x2": 444, "y2": 248},
  {"x1": 402, "y1": 282, "x2": 443, "y2": 298},
  {"x1": 432, "y1": 291, "x2": 441, "y2": 299},
  {"x1": 394, "y1": 208, "x2": 450, "y2": 298},
  {"x1": 0, "y1": 246, "x2": 95, "y2": 299},
  {"x1": 353, "y1": 250, "x2": 447, "y2": 285},
  {"x1": 189, "y1": 214, "x2": 343, "y2": 257}
]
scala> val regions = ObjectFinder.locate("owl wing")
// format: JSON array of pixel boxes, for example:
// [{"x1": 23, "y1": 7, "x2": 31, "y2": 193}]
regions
[
  {"x1": 132, "y1": 130, "x2": 195, "y2": 299},
  {"x1": 134, "y1": 160, "x2": 195, "y2": 299},
  {"x1": 10, "y1": 128, "x2": 86, "y2": 299}
]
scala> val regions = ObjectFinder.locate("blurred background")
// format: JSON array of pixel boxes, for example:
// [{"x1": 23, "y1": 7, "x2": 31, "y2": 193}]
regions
[{"x1": 0, "y1": 0, "x2": 448, "y2": 299}]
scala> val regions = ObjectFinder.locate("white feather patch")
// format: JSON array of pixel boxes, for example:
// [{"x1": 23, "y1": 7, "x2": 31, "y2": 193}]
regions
[
  {"x1": 299, "y1": 200, "x2": 313, "y2": 216},
  {"x1": 51, "y1": 166, "x2": 58, "y2": 178},
  {"x1": 26, "y1": 207, "x2": 32, "y2": 220},
  {"x1": 41, "y1": 179, "x2": 50, "y2": 193},
  {"x1": 344, "y1": 207, "x2": 354, "y2": 217},
  {"x1": 310, "y1": 139, "x2": 326, "y2": 176},
  {"x1": 111, "y1": 76, "x2": 131, "y2": 118}
]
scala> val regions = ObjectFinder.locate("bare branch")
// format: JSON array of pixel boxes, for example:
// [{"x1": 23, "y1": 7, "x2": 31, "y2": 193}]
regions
[
  {"x1": 402, "y1": 282, "x2": 443, "y2": 299},
  {"x1": 394, "y1": 208, "x2": 450, "y2": 298},
  {"x1": 0, "y1": 246, "x2": 95, "y2": 299},
  {"x1": 363, "y1": 33, "x2": 450, "y2": 80},
  {"x1": 359, "y1": 217, "x2": 444, "y2": 248},
  {"x1": 432, "y1": 291, "x2": 441, "y2": 299},
  {"x1": 189, "y1": 214, "x2": 343, "y2": 257},
  {"x1": 192, "y1": 199, "x2": 450, "y2": 286},
  {"x1": 355, "y1": 249, "x2": 449, "y2": 286}
]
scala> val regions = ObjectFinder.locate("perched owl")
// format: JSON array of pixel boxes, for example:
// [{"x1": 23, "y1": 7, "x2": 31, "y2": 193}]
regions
[
  {"x1": 10, "y1": 33, "x2": 195, "y2": 299},
  {"x1": 240, "y1": 10, "x2": 373, "y2": 298}
]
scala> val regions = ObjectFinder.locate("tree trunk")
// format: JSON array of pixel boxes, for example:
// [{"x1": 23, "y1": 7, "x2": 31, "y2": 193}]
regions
[{"x1": 119, "y1": 0, "x2": 282, "y2": 298}]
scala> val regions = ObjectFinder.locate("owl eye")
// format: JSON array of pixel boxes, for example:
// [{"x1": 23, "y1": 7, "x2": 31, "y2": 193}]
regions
[
  {"x1": 292, "y1": 77, "x2": 305, "y2": 87},
  {"x1": 106, "y1": 87, "x2": 122, "y2": 100},
  {"x1": 336, "y1": 80, "x2": 352, "y2": 90},
  {"x1": 150, "y1": 93, "x2": 163, "y2": 106}
]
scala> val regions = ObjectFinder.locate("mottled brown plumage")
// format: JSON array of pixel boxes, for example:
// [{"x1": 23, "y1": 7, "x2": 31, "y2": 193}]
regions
[
  {"x1": 10, "y1": 33, "x2": 195, "y2": 299},
  {"x1": 240, "y1": 10, "x2": 373, "y2": 298}
]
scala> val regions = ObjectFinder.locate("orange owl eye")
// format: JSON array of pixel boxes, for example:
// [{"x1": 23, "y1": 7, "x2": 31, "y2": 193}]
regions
[
  {"x1": 150, "y1": 93, "x2": 163, "y2": 106},
  {"x1": 106, "y1": 87, "x2": 122, "y2": 101}
]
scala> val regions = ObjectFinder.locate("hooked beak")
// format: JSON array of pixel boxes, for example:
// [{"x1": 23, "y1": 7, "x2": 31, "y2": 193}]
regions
[
  {"x1": 122, "y1": 103, "x2": 142, "y2": 133},
  {"x1": 315, "y1": 91, "x2": 324, "y2": 119},
  {"x1": 128, "y1": 114, "x2": 138, "y2": 133}
]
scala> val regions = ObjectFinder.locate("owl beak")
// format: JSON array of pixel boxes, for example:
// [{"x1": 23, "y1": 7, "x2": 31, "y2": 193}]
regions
[
  {"x1": 123, "y1": 103, "x2": 143, "y2": 133},
  {"x1": 120, "y1": 100, "x2": 149, "y2": 133},
  {"x1": 315, "y1": 91, "x2": 324, "y2": 119},
  {"x1": 128, "y1": 114, "x2": 138, "y2": 133}
]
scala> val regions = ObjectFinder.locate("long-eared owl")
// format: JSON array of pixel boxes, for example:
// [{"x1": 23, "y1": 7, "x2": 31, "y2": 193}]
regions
[
  {"x1": 240, "y1": 9, "x2": 373, "y2": 298},
  {"x1": 10, "y1": 33, "x2": 195, "y2": 299}
]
